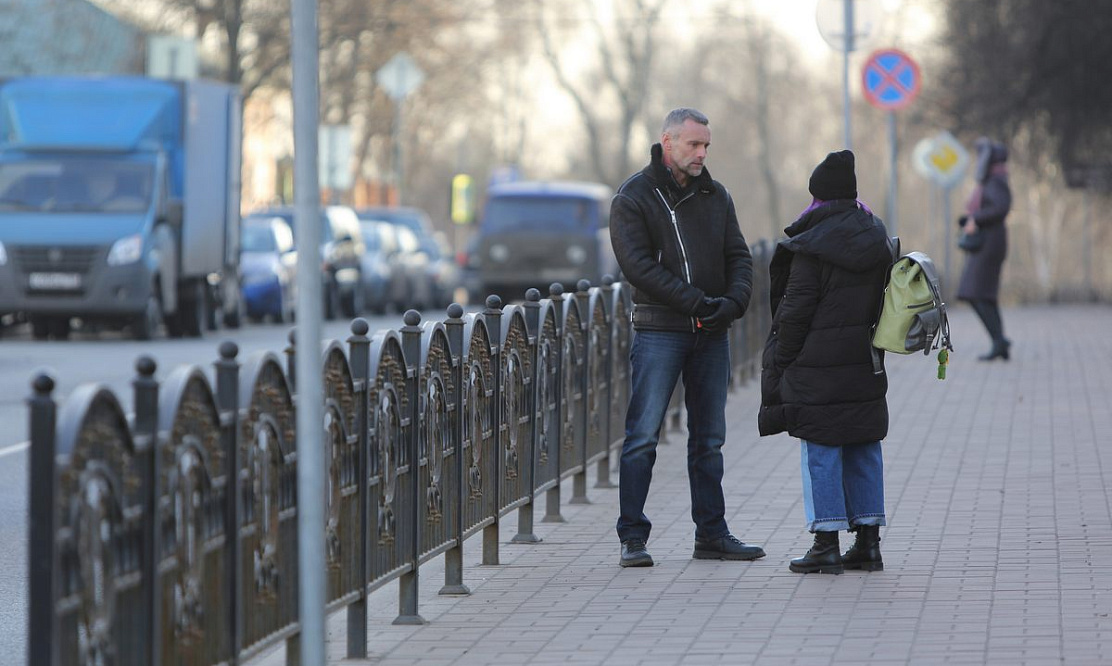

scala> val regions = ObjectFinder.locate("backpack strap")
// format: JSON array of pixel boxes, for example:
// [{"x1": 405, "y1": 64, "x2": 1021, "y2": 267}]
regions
[{"x1": 870, "y1": 236, "x2": 901, "y2": 375}]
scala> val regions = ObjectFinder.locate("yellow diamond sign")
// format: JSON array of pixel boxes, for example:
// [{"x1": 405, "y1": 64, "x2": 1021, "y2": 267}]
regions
[{"x1": 915, "y1": 131, "x2": 969, "y2": 188}]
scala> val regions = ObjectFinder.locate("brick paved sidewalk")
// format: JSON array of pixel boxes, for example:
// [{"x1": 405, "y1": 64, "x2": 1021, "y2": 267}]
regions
[{"x1": 259, "y1": 305, "x2": 1112, "y2": 665}]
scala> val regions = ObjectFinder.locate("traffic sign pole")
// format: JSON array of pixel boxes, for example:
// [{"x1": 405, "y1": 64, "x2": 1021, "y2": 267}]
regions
[
  {"x1": 862, "y1": 48, "x2": 921, "y2": 238},
  {"x1": 887, "y1": 111, "x2": 897, "y2": 235},
  {"x1": 842, "y1": 0, "x2": 854, "y2": 150}
]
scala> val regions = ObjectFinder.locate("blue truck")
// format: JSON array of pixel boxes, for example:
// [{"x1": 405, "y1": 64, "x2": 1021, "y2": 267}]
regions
[{"x1": 0, "y1": 76, "x2": 242, "y2": 339}]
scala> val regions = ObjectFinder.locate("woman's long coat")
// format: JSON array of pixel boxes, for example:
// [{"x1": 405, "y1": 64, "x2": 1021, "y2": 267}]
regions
[{"x1": 956, "y1": 172, "x2": 1011, "y2": 302}]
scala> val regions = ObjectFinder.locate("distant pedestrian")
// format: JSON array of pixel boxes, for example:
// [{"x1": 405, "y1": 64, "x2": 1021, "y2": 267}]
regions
[
  {"x1": 758, "y1": 150, "x2": 891, "y2": 574},
  {"x1": 957, "y1": 138, "x2": 1012, "y2": 361},
  {"x1": 609, "y1": 107, "x2": 764, "y2": 567}
]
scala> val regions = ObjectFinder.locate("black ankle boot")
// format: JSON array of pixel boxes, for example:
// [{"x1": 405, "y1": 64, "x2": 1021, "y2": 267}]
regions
[
  {"x1": 843, "y1": 525, "x2": 883, "y2": 571},
  {"x1": 789, "y1": 531, "x2": 843, "y2": 574},
  {"x1": 979, "y1": 338, "x2": 1012, "y2": 362}
]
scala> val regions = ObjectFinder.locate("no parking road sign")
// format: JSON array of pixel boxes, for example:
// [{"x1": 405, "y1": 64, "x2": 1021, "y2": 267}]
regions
[{"x1": 862, "y1": 49, "x2": 921, "y2": 111}]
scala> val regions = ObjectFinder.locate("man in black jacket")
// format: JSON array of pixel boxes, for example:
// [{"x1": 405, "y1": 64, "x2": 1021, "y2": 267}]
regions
[{"x1": 610, "y1": 107, "x2": 765, "y2": 567}]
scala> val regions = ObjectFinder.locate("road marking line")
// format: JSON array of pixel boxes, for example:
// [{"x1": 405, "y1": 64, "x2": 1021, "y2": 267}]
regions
[{"x1": 0, "y1": 441, "x2": 30, "y2": 459}]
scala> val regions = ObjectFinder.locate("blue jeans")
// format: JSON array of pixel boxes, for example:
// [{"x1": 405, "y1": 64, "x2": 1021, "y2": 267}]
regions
[
  {"x1": 800, "y1": 439, "x2": 886, "y2": 532},
  {"x1": 616, "y1": 329, "x2": 731, "y2": 543}
]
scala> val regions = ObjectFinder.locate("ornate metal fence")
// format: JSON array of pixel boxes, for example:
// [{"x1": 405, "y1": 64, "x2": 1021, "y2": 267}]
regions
[{"x1": 28, "y1": 269, "x2": 771, "y2": 666}]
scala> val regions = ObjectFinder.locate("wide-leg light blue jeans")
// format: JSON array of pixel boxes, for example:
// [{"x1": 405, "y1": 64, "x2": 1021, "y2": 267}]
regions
[{"x1": 800, "y1": 439, "x2": 886, "y2": 532}]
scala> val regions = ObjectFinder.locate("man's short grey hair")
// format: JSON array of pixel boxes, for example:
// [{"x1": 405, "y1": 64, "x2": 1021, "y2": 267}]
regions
[{"x1": 662, "y1": 108, "x2": 709, "y2": 137}]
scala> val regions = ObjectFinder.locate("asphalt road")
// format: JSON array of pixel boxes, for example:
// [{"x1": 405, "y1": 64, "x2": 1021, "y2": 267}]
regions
[{"x1": 0, "y1": 310, "x2": 425, "y2": 665}]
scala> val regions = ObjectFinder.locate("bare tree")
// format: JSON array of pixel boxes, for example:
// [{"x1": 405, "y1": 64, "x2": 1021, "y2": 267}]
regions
[{"x1": 533, "y1": 0, "x2": 666, "y2": 187}]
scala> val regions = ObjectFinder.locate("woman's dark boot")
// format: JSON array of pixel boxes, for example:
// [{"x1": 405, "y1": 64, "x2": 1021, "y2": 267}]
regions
[
  {"x1": 789, "y1": 531, "x2": 843, "y2": 574},
  {"x1": 843, "y1": 525, "x2": 883, "y2": 571}
]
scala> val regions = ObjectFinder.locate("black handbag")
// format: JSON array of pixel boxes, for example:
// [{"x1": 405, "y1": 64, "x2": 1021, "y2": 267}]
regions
[{"x1": 958, "y1": 229, "x2": 984, "y2": 253}]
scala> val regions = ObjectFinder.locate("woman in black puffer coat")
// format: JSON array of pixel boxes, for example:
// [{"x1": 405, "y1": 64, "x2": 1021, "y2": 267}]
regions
[{"x1": 758, "y1": 150, "x2": 892, "y2": 575}]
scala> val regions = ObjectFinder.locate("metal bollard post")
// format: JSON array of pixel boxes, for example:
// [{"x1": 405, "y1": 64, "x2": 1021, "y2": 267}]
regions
[
  {"x1": 513, "y1": 288, "x2": 543, "y2": 544},
  {"x1": 481, "y1": 295, "x2": 503, "y2": 566},
  {"x1": 214, "y1": 341, "x2": 241, "y2": 664},
  {"x1": 346, "y1": 319, "x2": 371, "y2": 657},
  {"x1": 570, "y1": 280, "x2": 591, "y2": 505},
  {"x1": 543, "y1": 283, "x2": 567, "y2": 523},
  {"x1": 395, "y1": 310, "x2": 428, "y2": 625},
  {"x1": 440, "y1": 304, "x2": 471, "y2": 595},
  {"x1": 132, "y1": 356, "x2": 160, "y2": 666},
  {"x1": 27, "y1": 371, "x2": 57, "y2": 666}
]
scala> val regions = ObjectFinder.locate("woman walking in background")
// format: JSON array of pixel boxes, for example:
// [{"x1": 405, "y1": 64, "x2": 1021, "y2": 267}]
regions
[
  {"x1": 758, "y1": 150, "x2": 892, "y2": 574},
  {"x1": 957, "y1": 138, "x2": 1012, "y2": 361}
]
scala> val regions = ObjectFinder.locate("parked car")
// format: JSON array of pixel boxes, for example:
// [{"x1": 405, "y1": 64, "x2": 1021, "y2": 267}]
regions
[
  {"x1": 425, "y1": 231, "x2": 461, "y2": 309},
  {"x1": 245, "y1": 205, "x2": 365, "y2": 319},
  {"x1": 475, "y1": 181, "x2": 617, "y2": 301},
  {"x1": 355, "y1": 207, "x2": 436, "y2": 311},
  {"x1": 356, "y1": 219, "x2": 394, "y2": 314},
  {"x1": 457, "y1": 234, "x2": 483, "y2": 305},
  {"x1": 240, "y1": 215, "x2": 297, "y2": 323}
]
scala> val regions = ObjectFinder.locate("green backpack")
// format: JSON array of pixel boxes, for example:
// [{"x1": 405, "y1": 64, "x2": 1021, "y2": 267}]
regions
[{"x1": 871, "y1": 238, "x2": 953, "y2": 378}]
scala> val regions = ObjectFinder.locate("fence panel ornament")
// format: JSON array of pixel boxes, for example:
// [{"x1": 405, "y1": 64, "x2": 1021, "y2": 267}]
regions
[{"x1": 28, "y1": 276, "x2": 772, "y2": 664}]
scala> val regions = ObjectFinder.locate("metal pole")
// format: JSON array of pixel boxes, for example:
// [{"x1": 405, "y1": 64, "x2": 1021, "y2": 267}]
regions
[
  {"x1": 943, "y1": 185, "x2": 953, "y2": 291},
  {"x1": 291, "y1": 0, "x2": 326, "y2": 663},
  {"x1": 842, "y1": 0, "x2": 854, "y2": 150},
  {"x1": 887, "y1": 111, "x2": 898, "y2": 234},
  {"x1": 393, "y1": 99, "x2": 403, "y2": 205},
  {"x1": 1083, "y1": 186, "x2": 1093, "y2": 300}
]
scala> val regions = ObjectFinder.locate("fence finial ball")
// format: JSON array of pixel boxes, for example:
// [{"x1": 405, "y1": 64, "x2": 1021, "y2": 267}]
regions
[
  {"x1": 577, "y1": 279, "x2": 591, "y2": 293},
  {"x1": 447, "y1": 303, "x2": 464, "y2": 319},
  {"x1": 602, "y1": 274, "x2": 614, "y2": 286},
  {"x1": 404, "y1": 310, "x2": 422, "y2": 327},
  {"x1": 549, "y1": 283, "x2": 564, "y2": 297},
  {"x1": 486, "y1": 295, "x2": 502, "y2": 310},
  {"x1": 351, "y1": 318, "x2": 370, "y2": 336},
  {"x1": 135, "y1": 356, "x2": 157, "y2": 377},
  {"x1": 219, "y1": 340, "x2": 239, "y2": 360},
  {"x1": 526, "y1": 288, "x2": 541, "y2": 302},
  {"x1": 32, "y1": 372, "x2": 55, "y2": 394}
]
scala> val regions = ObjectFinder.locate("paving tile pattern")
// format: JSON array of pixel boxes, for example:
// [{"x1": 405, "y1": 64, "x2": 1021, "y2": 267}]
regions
[{"x1": 256, "y1": 305, "x2": 1112, "y2": 665}]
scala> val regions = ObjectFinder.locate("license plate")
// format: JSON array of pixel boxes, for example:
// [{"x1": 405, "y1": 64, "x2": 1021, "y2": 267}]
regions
[
  {"x1": 539, "y1": 268, "x2": 577, "y2": 281},
  {"x1": 29, "y1": 272, "x2": 81, "y2": 290}
]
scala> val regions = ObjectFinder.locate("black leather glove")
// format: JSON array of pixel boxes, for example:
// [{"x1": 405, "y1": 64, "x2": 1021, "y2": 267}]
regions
[
  {"x1": 698, "y1": 297, "x2": 741, "y2": 332},
  {"x1": 694, "y1": 297, "x2": 716, "y2": 319}
]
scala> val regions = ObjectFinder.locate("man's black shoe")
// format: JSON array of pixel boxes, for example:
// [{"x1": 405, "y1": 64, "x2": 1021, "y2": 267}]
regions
[
  {"x1": 693, "y1": 534, "x2": 766, "y2": 561},
  {"x1": 619, "y1": 539, "x2": 654, "y2": 567}
]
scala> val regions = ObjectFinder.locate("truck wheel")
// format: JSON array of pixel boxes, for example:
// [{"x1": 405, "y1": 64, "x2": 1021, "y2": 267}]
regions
[
  {"x1": 341, "y1": 283, "x2": 363, "y2": 319},
  {"x1": 223, "y1": 289, "x2": 243, "y2": 329},
  {"x1": 324, "y1": 283, "x2": 340, "y2": 321},
  {"x1": 277, "y1": 285, "x2": 294, "y2": 324},
  {"x1": 49, "y1": 317, "x2": 71, "y2": 340},
  {"x1": 180, "y1": 281, "x2": 205, "y2": 338},
  {"x1": 132, "y1": 294, "x2": 162, "y2": 341},
  {"x1": 30, "y1": 317, "x2": 50, "y2": 341},
  {"x1": 205, "y1": 283, "x2": 220, "y2": 331}
]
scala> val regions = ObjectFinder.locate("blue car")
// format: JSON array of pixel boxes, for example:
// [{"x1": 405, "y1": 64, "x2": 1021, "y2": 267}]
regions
[{"x1": 240, "y1": 216, "x2": 297, "y2": 323}]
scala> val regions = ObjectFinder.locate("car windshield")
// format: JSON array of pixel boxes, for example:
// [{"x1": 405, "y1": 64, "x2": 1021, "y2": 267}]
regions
[
  {"x1": 358, "y1": 209, "x2": 426, "y2": 236},
  {"x1": 249, "y1": 210, "x2": 330, "y2": 244},
  {"x1": 482, "y1": 196, "x2": 596, "y2": 233},
  {"x1": 0, "y1": 157, "x2": 154, "y2": 213},
  {"x1": 242, "y1": 224, "x2": 277, "y2": 252}
]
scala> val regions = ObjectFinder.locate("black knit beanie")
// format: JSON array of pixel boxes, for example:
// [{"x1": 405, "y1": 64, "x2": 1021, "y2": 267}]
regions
[{"x1": 808, "y1": 150, "x2": 857, "y2": 201}]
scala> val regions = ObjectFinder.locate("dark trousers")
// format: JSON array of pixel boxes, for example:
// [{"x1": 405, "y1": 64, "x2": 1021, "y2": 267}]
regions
[
  {"x1": 616, "y1": 329, "x2": 731, "y2": 543},
  {"x1": 968, "y1": 298, "x2": 1007, "y2": 350}
]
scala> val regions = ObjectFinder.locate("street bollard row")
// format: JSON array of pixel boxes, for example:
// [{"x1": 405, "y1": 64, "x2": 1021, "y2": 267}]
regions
[{"x1": 27, "y1": 242, "x2": 772, "y2": 666}]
